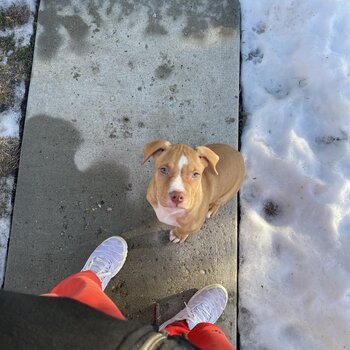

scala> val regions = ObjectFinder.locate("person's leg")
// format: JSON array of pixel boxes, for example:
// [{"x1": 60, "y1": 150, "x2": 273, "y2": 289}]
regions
[
  {"x1": 160, "y1": 284, "x2": 236, "y2": 350},
  {"x1": 162, "y1": 320, "x2": 189, "y2": 336},
  {"x1": 42, "y1": 236, "x2": 128, "y2": 320},
  {"x1": 187, "y1": 323, "x2": 235, "y2": 350},
  {"x1": 163, "y1": 321, "x2": 235, "y2": 350},
  {"x1": 42, "y1": 270, "x2": 125, "y2": 319}
]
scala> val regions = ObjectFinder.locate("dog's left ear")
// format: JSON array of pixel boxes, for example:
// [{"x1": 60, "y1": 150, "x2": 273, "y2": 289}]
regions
[
  {"x1": 195, "y1": 146, "x2": 219, "y2": 175},
  {"x1": 143, "y1": 139, "x2": 171, "y2": 164}
]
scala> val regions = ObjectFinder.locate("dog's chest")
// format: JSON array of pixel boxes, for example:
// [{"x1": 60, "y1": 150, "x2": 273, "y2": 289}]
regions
[{"x1": 152, "y1": 204, "x2": 186, "y2": 227}]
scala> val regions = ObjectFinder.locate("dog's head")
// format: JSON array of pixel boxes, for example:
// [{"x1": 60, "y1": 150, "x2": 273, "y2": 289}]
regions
[{"x1": 143, "y1": 140, "x2": 219, "y2": 209}]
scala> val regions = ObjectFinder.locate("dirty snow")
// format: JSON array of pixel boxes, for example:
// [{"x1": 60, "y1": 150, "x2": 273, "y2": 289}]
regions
[
  {"x1": 0, "y1": 82, "x2": 26, "y2": 138},
  {"x1": 0, "y1": 176, "x2": 14, "y2": 286},
  {"x1": 0, "y1": 0, "x2": 35, "y2": 46},
  {"x1": 239, "y1": 0, "x2": 350, "y2": 349},
  {"x1": 0, "y1": 0, "x2": 35, "y2": 287},
  {"x1": 2, "y1": 0, "x2": 35, "y2": 11}
]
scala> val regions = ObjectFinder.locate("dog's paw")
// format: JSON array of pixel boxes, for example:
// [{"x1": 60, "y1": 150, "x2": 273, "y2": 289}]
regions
[
  {"x1": 169, "y1": 230, "x2": 181, "y2": 243},
  {"x1": 169, "y1": 230, "x2": 188, "y2": 243},
  {"x1": 206, "y1": 211, "x2": 213, "y2": 219}
]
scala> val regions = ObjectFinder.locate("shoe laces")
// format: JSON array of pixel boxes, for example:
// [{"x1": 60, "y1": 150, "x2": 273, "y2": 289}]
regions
[
  {"x1": 184, "y1": 301, "x2": 212, "y2": 324},
  {"x1": 86, "y1": 256, "x2": 113, "y2": 278}
]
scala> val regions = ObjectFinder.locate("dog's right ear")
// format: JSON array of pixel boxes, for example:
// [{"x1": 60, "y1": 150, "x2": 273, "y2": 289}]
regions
[{"x1": 143, "y1": 140, "x2": 171, "y2": 164}]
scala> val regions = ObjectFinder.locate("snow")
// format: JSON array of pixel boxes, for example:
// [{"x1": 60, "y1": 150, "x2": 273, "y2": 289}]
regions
[
  {"x1": 239, "y1": 0, "x2": 350, "y2": 349},
  {"x1": 0, "y1": 1, "x2": 36, "y2": 46},
  {"x1": 2, "y1": 0, "x2": 35, "y2": 12},
  {"x1": 0, "y1": 21, "x2": 34, "y2": 47},
  {"x1": 0, "y1": 82, "x2": 25, "y2": 138}
]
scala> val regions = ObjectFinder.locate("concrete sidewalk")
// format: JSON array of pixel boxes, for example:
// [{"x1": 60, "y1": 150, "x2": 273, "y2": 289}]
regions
[{"x1": 5, "y1": 0, "x2": 240, "y2": 342}]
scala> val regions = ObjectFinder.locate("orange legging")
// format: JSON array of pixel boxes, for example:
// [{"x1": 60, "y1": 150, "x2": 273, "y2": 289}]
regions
[{"x1": 43, "y1": 271, "x2": 235, "y2": 350}]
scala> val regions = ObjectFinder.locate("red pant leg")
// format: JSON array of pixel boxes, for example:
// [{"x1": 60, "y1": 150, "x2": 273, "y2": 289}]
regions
[
  {"x1": 188, "y1": 323, "x2": 235, "y2": 350},
  {"x1": 163, "y1": 320, "x2": 190, "y2": 336},
  {"x1": 163, "y1": 321, "x2": 235, "y2": 350},
  {"x1": 42, "y1": 271, "x2": 125, "y2": 320}
]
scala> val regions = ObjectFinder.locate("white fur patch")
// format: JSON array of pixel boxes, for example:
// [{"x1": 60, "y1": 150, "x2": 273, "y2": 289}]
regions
[
  {"x1": 153, "y1": 204, "x2": 185, "y2": 227},
  {"x1": 168, "y1": 155, "x2": 188, "y2": 193}
]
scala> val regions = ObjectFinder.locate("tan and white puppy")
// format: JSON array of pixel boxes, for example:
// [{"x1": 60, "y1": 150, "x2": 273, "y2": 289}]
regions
[{"x1": 143, "y1": 140, "x2": 245, "y2": 243}]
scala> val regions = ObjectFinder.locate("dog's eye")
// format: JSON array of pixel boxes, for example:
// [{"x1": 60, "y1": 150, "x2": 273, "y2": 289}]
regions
[
  {"x1": 192, "y1": 172, "x2": 200, "y2": 178},
  {"x1": 160, "y1": 167, "x2": 169, "y2": 176}
]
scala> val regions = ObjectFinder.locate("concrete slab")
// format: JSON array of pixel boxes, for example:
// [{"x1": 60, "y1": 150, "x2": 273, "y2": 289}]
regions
[{"x1": 5, "y1": 0, "x2": 240, "y2": 343}]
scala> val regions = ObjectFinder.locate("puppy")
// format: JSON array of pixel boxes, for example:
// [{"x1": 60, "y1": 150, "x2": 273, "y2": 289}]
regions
[{"x1": 143, "y1": 140, "x2": 245, "y2": 243}]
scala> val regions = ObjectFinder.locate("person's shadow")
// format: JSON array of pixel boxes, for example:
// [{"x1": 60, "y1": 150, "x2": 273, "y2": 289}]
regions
[{"x1": 6, "y1": 114, "x2": 152, "y2": 293}]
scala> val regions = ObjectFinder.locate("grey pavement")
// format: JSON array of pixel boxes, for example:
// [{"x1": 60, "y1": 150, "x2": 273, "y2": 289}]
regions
[{"x1": 4, "y1": 0, "x2": 240, "y2": 343}]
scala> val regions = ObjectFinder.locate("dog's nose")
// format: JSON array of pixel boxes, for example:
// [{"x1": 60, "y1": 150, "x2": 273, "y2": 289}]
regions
[{"x1": 170, "y1": 191, "x2": 185, "y2": 204}]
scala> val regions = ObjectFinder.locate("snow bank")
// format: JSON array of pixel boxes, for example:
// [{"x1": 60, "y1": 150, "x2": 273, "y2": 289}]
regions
[{"x1": 239, "y1": 1, "x2": 350, "y2": 349}]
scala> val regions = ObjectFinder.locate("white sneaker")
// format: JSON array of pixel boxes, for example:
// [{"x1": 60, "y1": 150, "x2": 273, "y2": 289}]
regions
[
  {"x1": 81, "y1": 236, "x2": 128, "y2": 290},
  {"x1": 159, "y1": 284, "x2": 228, "y2": 330}
]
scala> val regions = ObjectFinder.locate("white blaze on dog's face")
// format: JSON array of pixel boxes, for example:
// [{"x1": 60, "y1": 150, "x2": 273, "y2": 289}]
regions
[{"x1": 167, "y1": 154, "x2": 188, "y2": 194}]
